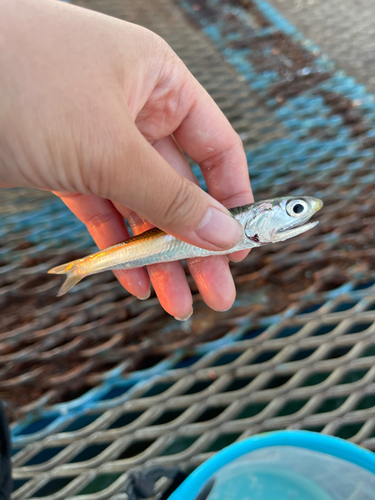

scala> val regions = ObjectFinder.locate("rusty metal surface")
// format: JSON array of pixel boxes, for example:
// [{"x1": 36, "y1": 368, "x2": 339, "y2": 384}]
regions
[
  {"x1": 268, "y1": 0, "x2": 375, "y2": 95},
  {"x1": 2, "y1": 0, "x2": 375, "y2": 498}
]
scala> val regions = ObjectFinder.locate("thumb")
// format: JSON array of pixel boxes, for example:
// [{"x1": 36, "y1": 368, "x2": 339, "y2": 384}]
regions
[{"x1": 99, "y1": 128, "x2": 243, "y2": 251}]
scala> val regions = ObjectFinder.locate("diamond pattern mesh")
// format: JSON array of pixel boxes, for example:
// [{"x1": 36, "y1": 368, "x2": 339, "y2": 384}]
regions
[
  {"x1": 268, "y1": 0, "x2": 375, "y2": 94},
  {"x1": 2, "y1": 0, "x2": 375, "y2": 498}
]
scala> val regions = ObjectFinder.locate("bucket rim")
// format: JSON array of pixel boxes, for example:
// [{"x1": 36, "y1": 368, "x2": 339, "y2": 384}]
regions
[{"x1": 167, "y1": 430, "x2": 375, "y2": 500}]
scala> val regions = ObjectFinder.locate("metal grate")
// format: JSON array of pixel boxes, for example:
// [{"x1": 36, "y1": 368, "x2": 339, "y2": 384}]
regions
[
  {"x1": 2, "y1": 0, "x2": 375, "y2": 498},
  {"x1": 268, "y1": 0, "x2": 375, "y2": 95}
]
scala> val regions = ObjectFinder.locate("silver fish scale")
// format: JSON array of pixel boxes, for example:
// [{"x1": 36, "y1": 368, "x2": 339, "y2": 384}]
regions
[
  {"x1": 85, "y1": 233, "x2": 213, "y2": 274},
  {"x1": 58, "y1": 199, "x2": 317, "y2": 285},
  {"x1": 3, "y1": 0, "x2": 375, "y2": 499}
]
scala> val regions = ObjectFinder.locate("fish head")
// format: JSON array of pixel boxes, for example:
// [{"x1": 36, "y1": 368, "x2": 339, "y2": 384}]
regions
[{"x1": 244, "y1": 196, "x2": 323, "y2": 245}]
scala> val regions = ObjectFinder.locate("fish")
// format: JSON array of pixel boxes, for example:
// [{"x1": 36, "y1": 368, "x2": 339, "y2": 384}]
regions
[{"x1": 48, "y1": 196, "x2": 323, "y2": 296}]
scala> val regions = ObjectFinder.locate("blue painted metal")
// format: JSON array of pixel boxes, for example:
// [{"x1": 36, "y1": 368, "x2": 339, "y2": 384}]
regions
[
  {"x1": 179, "y1": 0, "x2": 375, "y2": 195},
  {"x1": 4, "y1": 0, "x2": 375, "y2": 497}
]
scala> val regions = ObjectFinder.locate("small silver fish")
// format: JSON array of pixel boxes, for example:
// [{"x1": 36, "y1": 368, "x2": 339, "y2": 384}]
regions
[{"x1": 49, "y1": 196, "x2": 323, "y2": 296}]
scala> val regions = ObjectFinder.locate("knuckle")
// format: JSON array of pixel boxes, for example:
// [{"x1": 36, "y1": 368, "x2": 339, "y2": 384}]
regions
[
  {"x1": 85, "y1": 213, "x2": 114, "y2": 235},
  {"x1": 201, "y1": 141, "x2": 239, "y2": 173},
  {"x1": 163, "y1": 178, "x2": 200, "y2": 228}
]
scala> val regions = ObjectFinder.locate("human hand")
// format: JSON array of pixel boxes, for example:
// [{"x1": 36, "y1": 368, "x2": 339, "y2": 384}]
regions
[{"x1": 0, "y1": 0, "x2": 253, "y2": 319}]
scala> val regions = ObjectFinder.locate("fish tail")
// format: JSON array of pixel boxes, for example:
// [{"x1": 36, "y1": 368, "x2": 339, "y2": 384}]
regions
[{"x1": 48, "y1": 262, "x2": 85, "y2": 296}]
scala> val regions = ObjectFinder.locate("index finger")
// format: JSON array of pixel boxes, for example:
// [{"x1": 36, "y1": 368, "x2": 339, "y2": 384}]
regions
[
  {"x1": 173, "y1": 79, "x2": 253, "y2": 209},
  {"x1": 173, "y1": 78, "x2": 253, "y2": 262}
]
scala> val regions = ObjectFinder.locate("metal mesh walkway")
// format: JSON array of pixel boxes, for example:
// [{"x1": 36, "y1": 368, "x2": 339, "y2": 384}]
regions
[{"x1": 2, "y1": 0, "x2": 375, "y2": 498}]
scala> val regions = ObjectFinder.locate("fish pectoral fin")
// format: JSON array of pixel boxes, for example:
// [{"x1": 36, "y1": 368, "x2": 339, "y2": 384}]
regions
[{"x1": 48, "y1": 263, "x2": 84, "y2": 296}]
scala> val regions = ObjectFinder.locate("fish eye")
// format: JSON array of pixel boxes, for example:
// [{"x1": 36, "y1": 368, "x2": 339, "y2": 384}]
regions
[{"x1": 286, "y1": 199, "x2": 308, "y2": 217}]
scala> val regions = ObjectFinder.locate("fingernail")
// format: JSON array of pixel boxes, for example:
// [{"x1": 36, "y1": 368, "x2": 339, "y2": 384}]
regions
[
  {"x1": 174, "y1": 308, "x2": 193, "y2": 321},
  {"x1": 137, "y1": 290, "x2": 151, "y2": 300},
  {"x1": 197, "y1": 207, "x2": 243, "y2": 249}
]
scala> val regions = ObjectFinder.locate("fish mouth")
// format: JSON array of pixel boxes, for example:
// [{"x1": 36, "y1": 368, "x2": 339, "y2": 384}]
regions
[
  {"x1": 276, "y1": 221, "x2": 319, "y2": 241},
  {"x1": 316, "y1": 199, "x2": 324, "y2": 211}
]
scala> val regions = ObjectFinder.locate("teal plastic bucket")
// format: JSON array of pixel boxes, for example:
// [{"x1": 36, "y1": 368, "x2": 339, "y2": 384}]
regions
[{"x1": 167, "y1": 431, "x2": 375, "y2": 500}]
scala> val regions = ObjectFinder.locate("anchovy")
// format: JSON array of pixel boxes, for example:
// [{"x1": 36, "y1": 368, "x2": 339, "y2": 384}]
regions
[{"x1": 49, "y1": 196, "x2": 323, "y2": 296}]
